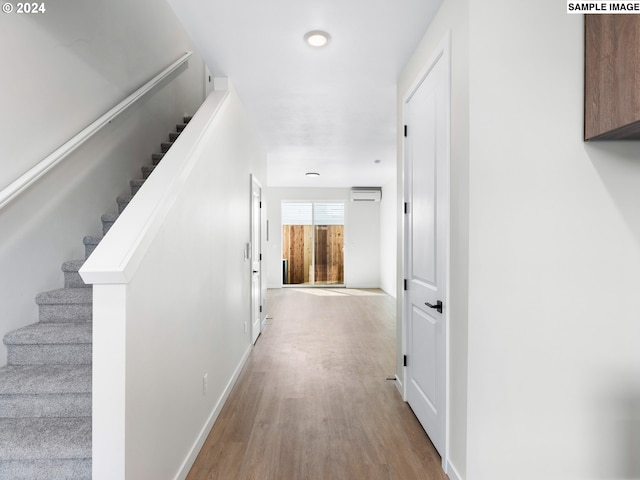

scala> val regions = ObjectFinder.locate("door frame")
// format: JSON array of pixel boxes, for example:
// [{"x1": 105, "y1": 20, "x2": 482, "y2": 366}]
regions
[
  {"x1": 250, "y1": 174, "x2": 263, "y2": 344},
  {"x1": 400, "y1": 31, "x2": 451, "y2": 471}
]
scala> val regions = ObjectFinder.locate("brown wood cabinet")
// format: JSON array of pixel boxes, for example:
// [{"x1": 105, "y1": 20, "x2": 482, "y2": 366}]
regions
[{"x1": 585, "y1": 15, "x2": 640, "y2": 140}]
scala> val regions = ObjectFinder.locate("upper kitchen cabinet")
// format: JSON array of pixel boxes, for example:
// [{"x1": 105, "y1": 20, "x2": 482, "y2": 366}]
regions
[{"x1": 585, "y1": 15, "x2": 640, "y2": 140}]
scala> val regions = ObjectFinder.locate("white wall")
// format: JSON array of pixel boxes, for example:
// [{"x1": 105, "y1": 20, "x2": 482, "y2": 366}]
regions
[
  {"x1": 82, "y1": 87, "x2": 267, "y2": 479},
  {"x1": 397, "y1": 0, "x2": 469, "y2": 477},
  {"x1": 265, "y1": 187, "x2": 381, "y2": 290},
  {"x1": 466, "y1": 2, "x2": 640, "y2": 480},
  {"x1": 0, "y1": 0, "x2": 204, "y2": 365},
  {"x1": 380, "y1": 179, "x2": 397, "y2": 298}
]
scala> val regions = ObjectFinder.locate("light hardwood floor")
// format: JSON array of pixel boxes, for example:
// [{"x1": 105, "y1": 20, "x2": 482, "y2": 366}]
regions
[{"x1": 186, "y1": 288, "x2": 448, "y2": 480}]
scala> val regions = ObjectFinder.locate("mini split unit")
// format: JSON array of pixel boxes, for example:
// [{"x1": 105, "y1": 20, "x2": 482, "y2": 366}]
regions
[{"x1": 350, "y1": 187, "x2": 382, "y2": 202}]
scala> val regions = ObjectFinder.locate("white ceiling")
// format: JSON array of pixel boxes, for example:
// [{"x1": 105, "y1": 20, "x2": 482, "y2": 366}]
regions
[{"x1": 168, "y1": 0, "x2": 442, "y2": 188}]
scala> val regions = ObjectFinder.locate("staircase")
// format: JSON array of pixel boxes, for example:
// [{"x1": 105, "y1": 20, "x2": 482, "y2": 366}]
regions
[{"x1": 0, "y1": 116, "x2": 191, "y2": 479}]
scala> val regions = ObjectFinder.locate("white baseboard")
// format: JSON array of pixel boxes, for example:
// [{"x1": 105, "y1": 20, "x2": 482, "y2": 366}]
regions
[
  {"x1": 174, "y1": 345, "x2": 253, "y2": 480},
  {"x1": 446, "y1": 460, "x2": 463, "y2": 480},
  {"x1": 395, "y1": 374, "x2": 404, "y2": 398}
]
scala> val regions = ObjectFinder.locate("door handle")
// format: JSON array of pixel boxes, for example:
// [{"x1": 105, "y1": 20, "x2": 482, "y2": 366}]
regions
[{"x1": 425, "y1": 300, "x2": 443, "y2": 314}]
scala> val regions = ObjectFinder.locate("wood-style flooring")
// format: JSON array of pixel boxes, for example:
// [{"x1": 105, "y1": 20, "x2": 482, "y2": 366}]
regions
[{"x1": 186, "y1": 288, "x2": 448, "y2": 480}]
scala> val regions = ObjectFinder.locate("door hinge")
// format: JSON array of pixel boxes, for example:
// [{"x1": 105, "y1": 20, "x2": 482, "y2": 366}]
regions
[
  {"x1": 259, "y1": 305, "x2": 262, "y2": 313},
  {"x1": 404, "y1": 202, "x2": 408, "y2": 214},
  {"x1": 404, "y1": 125, "x2": 408, "y2": 137},
  {"x1": 403, "y1": 355, "x2": 408, "y2": 367},
  {"x1": 259, "y1": 253, "x2": 262, "y2": 261},
  {"x1": 403, "y1": 279, "x2": 408, "y2": 291},
  {"x1": 259, "y1": 201, "x2": 262, "y2": 208}
]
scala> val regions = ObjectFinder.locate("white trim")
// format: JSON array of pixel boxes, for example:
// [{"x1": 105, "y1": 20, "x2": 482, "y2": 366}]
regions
[
  {"x1": 400, "y1": 30, "x2": 452, "y2": 471},
  {"x1": 0, "y1": 52, "x2": 193, "y2": 212},
  {"x1": 250, "y1": 173, "x2": 263, "y2": 344},
  {"x1": 92, "y1": 285, "x2": 127, "y2": 480},
  {"x1": 446, "y1": 460, "x2": 463, "y2": 480},
  {"x1": 394, "y1": 374, "x2": 404, "y2": 397},
  {"x1": 174, "y1": 345, "x2": 252, "y2": 480}
]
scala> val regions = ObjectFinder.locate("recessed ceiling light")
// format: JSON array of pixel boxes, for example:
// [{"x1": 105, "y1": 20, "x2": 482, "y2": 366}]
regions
[
  {"x1": 304, "y1": 31, "x2": 330, "y2": 48},
  {"x1": 305, "y1": 172, "x2": 320, "y2": 177}
]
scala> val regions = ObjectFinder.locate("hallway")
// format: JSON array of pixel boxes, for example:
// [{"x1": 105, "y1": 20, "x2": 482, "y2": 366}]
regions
[{"x1": 187, "y1": 288, "x2": 448, "y2": 480}]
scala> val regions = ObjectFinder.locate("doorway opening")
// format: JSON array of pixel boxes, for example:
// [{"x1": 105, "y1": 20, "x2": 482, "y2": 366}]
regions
[{"x1": 281, "y1": 202, "x2": 345, "y2": 286}]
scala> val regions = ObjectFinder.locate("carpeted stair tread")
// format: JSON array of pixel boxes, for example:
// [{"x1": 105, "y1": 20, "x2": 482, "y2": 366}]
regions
[
  {"x1": 82, "y1": 235, "x2": 102, "y2": 258},
  {"x1": 0, "y1": 417, "x2": 91, "y2": 460},
  {"x1": 116, "y1": 194, "x2": 133, "y2": 213},
  {"x1": 151, "y1": 153, "x2": 165, "y2": 164},
  {"x1": 35, "y1": 288, "x2": 92, "y2": 324},
  {"x1": 0, "y1": 366, "x2": 91, "y2": 418},
  {"x1": 100, "y1": 214, "x2": 119, "y2": 235},
  {"x1": 61, "y1": 260, "x2": 88, "y2": 288},
  {"x1": 130, "y1": 179, "x2": 145, "y2": 196},
  {"x1": 82, "y1": 236, "x2": 101, "y2": 247},
  {"x1": 100, "y1": 213, "x2": 119, "y2": 222},
  {"x1": 4, "y1": 323, "x2": 92, "y2": 365},
  {"x1": 4, "y1": 323, "x2": 91, "y2": 346},
  {"x1": 0, "y1": 365, "x2": 90, "y2": 395},
  {"x1": 183, "y1": 115, "x2": 192, "y2": 123},
  {"x1": 35, "y1": 289, "x2": 92, "y2": 306},
  {"x1": 61, "y1": 261, "x2": 84, "y2": 273},
  {"x1": 160, "y1": 142, "x2": 173, "y2": 153},
  {"x1": 169, "y1": 132, "x2": 180, "y2": 142},
  {"x1": 176, "y1": 123, "x2": 187, "y2": 132},
  {"x1": 0, "y1": 459, "x2": 91, "y2": 480}
]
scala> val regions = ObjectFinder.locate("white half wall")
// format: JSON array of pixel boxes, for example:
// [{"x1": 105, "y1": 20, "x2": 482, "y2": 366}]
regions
[
  {"x1": 265, "y1": 187, "x2": 381, "y2": 290},
  {"x1": 82, "y1": 86, "x2": 267, "y2": 479},
  {"x1": 0, "y1": 0, "x2": 204, "y2": 365}
]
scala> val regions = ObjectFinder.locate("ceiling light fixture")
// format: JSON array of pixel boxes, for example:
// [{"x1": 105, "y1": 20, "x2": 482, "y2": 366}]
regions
[
  {"x1": 304, "y1": 30, "x2": 330, "y2": 48},
  {"x1": 305, "y1": 172, "x2": 320, "y2": 177}
]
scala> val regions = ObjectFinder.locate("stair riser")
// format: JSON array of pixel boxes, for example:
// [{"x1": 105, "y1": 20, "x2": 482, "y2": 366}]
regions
[
  {"x1": 0, "y1": 459, "x2": 91, "y2": 480},
  {"x1": 141, "y1": 167, "x2": 155, "y2": 179},
  {"x1": 63, "y1": 272, "x2": 89, "y2": 289},
  {"x1": 84, "y1": 243, "x2": 97, "y2": 259},
  {"x1": 102, "y1": 220, "x2": 114, "y2": 236},
  {"x1": 0, "y1": 394, "x2": 91, "y2": 418},
  {"x1": 7, "y1": 345, "x2": 91, "y2": 366},
  {"x1": 117, "y1": 199, "x2": 129, "y2": 214},
  {"x1": 152, "y1": 153, "x2": 164, "y2": 165},
  {"x1": 169, "y1": 132, "x2": 180, "y2": 142},
  {"x1": 176, "y1": 124, "x2": 186, "y2": 132},
  {"x1": 161, "y1": 142, "x2": 173, "y2": 153},
  {"x1": 39, "y1": 305, "x2": 92, "y2": 323},
  {"x1": 130, "y1": 184, "x2": 142, "y2": 195}
]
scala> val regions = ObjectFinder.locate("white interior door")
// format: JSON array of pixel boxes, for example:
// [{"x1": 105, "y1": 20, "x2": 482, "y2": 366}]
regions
[
  {"x1": 404, "y1": 44, "x2": 449, "y2": 458},
  {"x1": 251, "y1": 175, "x2": 262, "y2": 344}
]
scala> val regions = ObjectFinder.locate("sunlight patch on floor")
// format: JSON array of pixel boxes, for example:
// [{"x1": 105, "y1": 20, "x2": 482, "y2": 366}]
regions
[{"x1": 292, "y1": 288, "x2": 385, "y2": 297}]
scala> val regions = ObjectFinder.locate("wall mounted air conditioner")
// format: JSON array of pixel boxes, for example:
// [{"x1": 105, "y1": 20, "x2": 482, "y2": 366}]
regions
[{"x1": 350, "y1": 187, "x2": 382, "y2": 202}]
